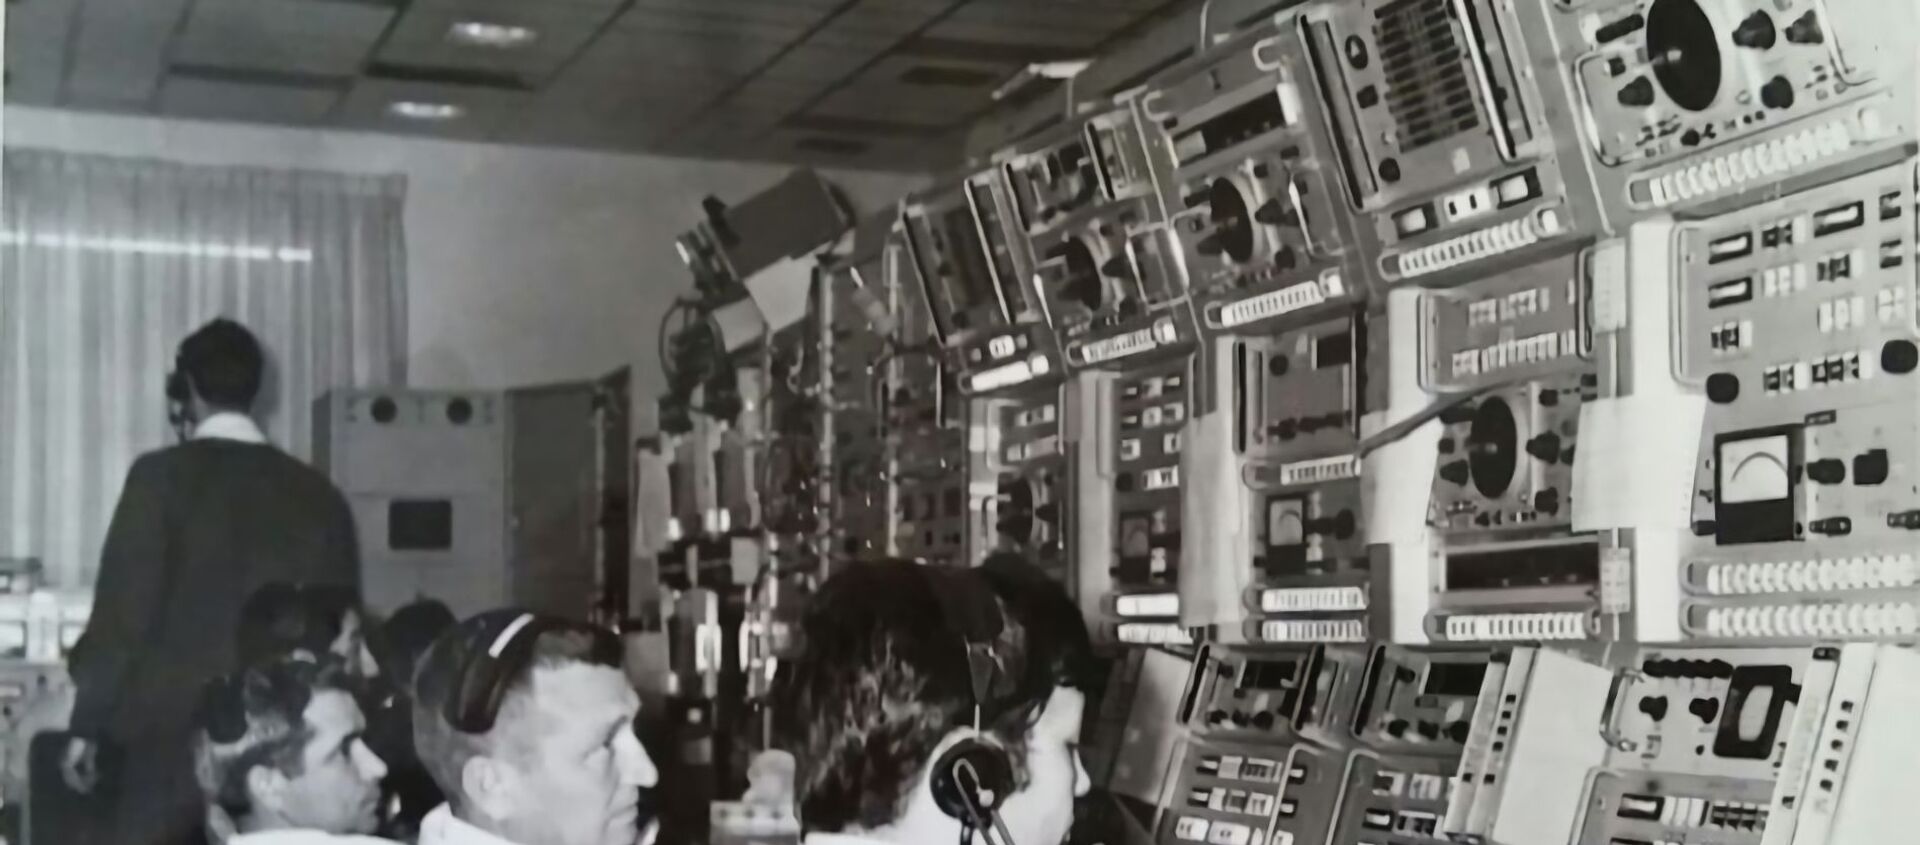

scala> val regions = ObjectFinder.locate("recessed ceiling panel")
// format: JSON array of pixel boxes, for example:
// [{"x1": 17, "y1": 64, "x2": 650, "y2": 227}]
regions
[
  {"x1": 336, "y1": 78, "x2": 532, "y2": 142},
  {"x1": 376, "y1": 5, "x2": 615, "y2": 85}
]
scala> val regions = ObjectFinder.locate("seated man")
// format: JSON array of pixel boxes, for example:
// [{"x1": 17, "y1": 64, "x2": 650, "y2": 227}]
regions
[
  {"x1": 771, "y1": 556, "x2": 1097, "y2": 845},
  {"x1": 411, "y1": 610, "x2": 660, "y2": 845},
  {"x1": 191, "y1": 658, "x2": 394, "y2": 844}
]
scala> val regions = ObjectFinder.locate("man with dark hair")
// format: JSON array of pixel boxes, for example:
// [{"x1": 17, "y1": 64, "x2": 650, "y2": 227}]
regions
[
  {"x1": 63, "y1": 317, "x2": 362, "y2": 845},
  {"x1": 770, "y1": 556, "x2": 1096, "y2": 845},
  {"x1": 363, "y1": 599, "x2": 457, "y2": 839},
  {"x1": 411, "y1": 610, "x2": 659, "y2": 845},
  {"x1": 191, "y1": 658, "x2": 393, "y2": 843}
]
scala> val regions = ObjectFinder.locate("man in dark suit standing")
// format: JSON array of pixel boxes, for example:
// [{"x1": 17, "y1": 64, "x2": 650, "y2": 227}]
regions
[{"x1": 59, "y1": 318, "x2": 362, "y2": 845}]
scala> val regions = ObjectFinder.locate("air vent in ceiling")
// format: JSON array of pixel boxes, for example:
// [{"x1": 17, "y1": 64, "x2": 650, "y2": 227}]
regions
[
  {"x1": 901, "y1": 65, "x2": 1002, "y2": 88},
  {"x1": 796, "y1": 137, "x2": 869, "y2": 155},
  {"x1": 365, "y1": 61, "x2": 529, "y2": 91}
]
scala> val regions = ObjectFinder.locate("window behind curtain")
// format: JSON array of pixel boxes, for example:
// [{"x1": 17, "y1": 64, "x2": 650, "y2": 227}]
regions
[{"x1": 0, "y1": 148, "x2": 408, "y2": 588}]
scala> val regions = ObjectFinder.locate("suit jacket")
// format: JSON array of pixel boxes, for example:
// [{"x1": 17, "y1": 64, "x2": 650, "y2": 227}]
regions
[{"x1": 67, "y1": 438, "x2": 360, "y2": 742}]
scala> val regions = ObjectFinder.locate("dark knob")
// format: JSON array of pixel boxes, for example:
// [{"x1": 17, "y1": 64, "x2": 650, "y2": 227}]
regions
[
  {"x1": 1183, "y1": 192, "x2": 1208, "y2": 209},
  {"x1": 1439, "y1": 403, "x2": 1478, "y2": 425},
  {"x1": 1538, "y1": 389, "x2": 1560, "y2": 407},
  {"x1": 1617, "y1": 76, "x2": 1656, "y2": 107},
  {"x1": 1416, "y1": 721, "x2": 1441, "y2": 741},
  {"x1": 1853, "y1": 450, "x2": 1890, "y2": 486},
  {"x1": 1811, "y1": 517, "x2": 1853, "y2": 536},
  {"x1": 1689, "y1": 697, "x2": 1721, "y2": 724},
  {"x1": 1251, "y1": 711, "x2": 1277, "y2": 730},
  {"x1": 1386, "y1": 719, "x2": 1410, "y2": 737},
  {"x1": 1446, "y1": 722, "x2": 1472, "y2": 744},
  {"x1": 1882, "y1": 340, "x2": 1918, "y2": 374},
  {"x1": 1439, "y1": 460, "x2": 1471, "y2": 486},
  {"x1": 1208, "y1": 709, "x2": 1228, "y2": 725},
  {"x1": 1526, "y1": 433, "x2": 1562, "y2": 462},
  {"x1": 1533, "y1": 488, "x2": 1562, "y2": 516},
  {"x1": 1706, "y1": 373, "x2": 1741, "y2": 403},
  {"x1": 1732, "y1": 11, "x2": 1776, "y2": 49},
  {"x1": 1785, "y1": 10, "x2": 1823, "y2": 43},
  {"x1": 1807, "y1": 459, "x2": 1847, "y2": 485},
  {"x1": 1760, "y1": 75, "x2": 1795, "y2": 110},
  {"x1": 1273, "y1": 245, "x2": 1300, "y2": 270},
  {"x1": 1269, "y1": 355, "x2": 1290, "y2": 378},
  {"x1": 1253, "y1": 200, "x2": 1298, "y2": 227},
  {"x1": 1100, "y1": 256, "x2": 1130, "y2": 278},
  {"x1": 1331, "y1": 510, "x2": 1357, "y2": 540},
  {"x1": 1638, "y1": 695, "x2": 1670, "y2": 722}
]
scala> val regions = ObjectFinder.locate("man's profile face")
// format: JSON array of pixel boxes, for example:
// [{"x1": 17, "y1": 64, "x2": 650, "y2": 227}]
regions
[
  {"x1": 993, "y1": 686, "x2": 1090, "y2": 845},
  {"x1": 493, "y1": 663, "x2": 658, "y2": 845},
  {"x1": 267, "y1": 689, "x2": 387, "y2": 834}
]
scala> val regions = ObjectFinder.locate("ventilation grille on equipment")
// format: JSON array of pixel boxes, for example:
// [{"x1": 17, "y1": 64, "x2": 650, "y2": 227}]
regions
[{"x1": 1375, "y1": 0, "x2": 1480, "y2": 152}]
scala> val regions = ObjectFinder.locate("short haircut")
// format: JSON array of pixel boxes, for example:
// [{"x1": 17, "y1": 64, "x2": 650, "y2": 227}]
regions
[
  {"x1": 178, "y1": 318, "x2": 264, "y2": 409},
  {"x1": 770, "y1": 556, "x2": 1095, "y2": 833},
  {"x1": 368, "y1": 599, "x2": 456, "y2": 694},
  {"x1": 236, "y1": 583, "x2": 357, "y2": 669},
  {"x1": 193, "y1": 658, "x2": 351, "y2": 819},
  {"x1": 410, "y1": 611, "x2": 623, "y2": 811}
]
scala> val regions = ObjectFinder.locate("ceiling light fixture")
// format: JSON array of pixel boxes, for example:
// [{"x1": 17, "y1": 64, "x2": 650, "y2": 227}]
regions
[
  {"x1": 448, "y1": 21, "x2": 538, "y2": 48},
  {"x1": 389, "y1": 101, "x2": 464, "y2": 121}
]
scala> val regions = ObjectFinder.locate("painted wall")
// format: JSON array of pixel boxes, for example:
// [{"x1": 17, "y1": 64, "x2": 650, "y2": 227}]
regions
[{"x1": 3, "y1": 106, "x2": 924, "y2": 410}]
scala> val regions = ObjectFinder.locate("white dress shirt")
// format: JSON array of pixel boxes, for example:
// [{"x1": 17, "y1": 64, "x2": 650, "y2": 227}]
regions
[
  {"x1": 418, "y1": 805, "x2": 524, "y2": 845},
  {"x1": 193, "y1": 411, "x2": 269, "y2": 444},
  {"x1": 228, "y1": 831, "x2": 399, "y2": 845},
  {"x1": 802, "y1": 834, "x2": 893, "y2": 845}
]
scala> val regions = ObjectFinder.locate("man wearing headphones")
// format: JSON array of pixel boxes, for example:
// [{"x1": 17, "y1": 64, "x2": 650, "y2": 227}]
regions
[
  {"x1": 63, "y1": 318, "x2": 362, "y2": 844},
  {"x1": 770, "y1": 556, "x2": 1097, "y2": 845},
  {"x1": 410, "y1": 610, "x2": 660, "y2": 845},
  {"x1": 191, "y1": 658, "x2": 395, "y2": 844}
]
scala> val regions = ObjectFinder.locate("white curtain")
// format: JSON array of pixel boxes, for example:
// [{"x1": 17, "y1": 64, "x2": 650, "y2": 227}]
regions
[{"x1": 0, "y1": 148, "x2": 408, "y2": 588}]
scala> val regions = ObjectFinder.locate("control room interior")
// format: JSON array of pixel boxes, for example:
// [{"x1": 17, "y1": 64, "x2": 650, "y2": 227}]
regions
[{"x1": 2, "y1": 0, "x2": 1917, "y2": 843}]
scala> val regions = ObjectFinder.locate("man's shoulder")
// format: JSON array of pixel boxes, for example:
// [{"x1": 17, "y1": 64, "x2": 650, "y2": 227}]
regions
[
  {"x1": 230, "y1": 831, "x2": 402, "y2": 845},
  {"x1": 147, "y1": 441, "x2": 340, "y2": 491}
]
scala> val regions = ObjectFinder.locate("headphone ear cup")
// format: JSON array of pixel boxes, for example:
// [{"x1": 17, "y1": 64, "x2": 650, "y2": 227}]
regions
[
  {"x1": 166, "y1": 369, "x2": 189, "y2": 403},
  {"x1": 928, "y1": 739, "x2": 1014, "y2": 824}
]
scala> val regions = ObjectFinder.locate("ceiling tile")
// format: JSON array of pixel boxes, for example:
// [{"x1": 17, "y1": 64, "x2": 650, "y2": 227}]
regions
[
  {"x1": 5, "y1": 0, "x2": 79, "y2": 106},
  {"x1": 67, "y1": 19, "x2": 174, "y2": 106},
  {"x1": 157, "y1": 75, "x2": 343, "y2": 125},
  {"x1": 172, "y1": 0, "x2": 396, "y2": 78}
]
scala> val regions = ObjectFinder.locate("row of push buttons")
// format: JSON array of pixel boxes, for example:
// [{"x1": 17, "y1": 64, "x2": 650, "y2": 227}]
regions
[
  {"x1": 1642, "y1": 120, "x2": 1856, "y2": 208},
  {"x1": 1700, "y1": 555, "x2": 1920, "y2": 595},
  {"x1": 1442, "y1": 611, "x2": 1589, "y2": 641},
  {"x1": 1698, "y1": 602, "x2": 1920, "y2": 638}
]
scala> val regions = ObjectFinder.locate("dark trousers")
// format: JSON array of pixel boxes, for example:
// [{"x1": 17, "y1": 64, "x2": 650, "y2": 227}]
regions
[{"x1": 35, "y1": 730, "x2": 204, "y2": 845}]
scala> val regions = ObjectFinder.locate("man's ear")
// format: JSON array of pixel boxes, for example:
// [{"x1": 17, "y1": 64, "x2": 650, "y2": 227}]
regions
[
  {"x1": 245, "y1": 764, "x2": 289, "y2": 816},
  {"x1": 461, "y1": 754, "x2": 517, "y2": 820}
]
